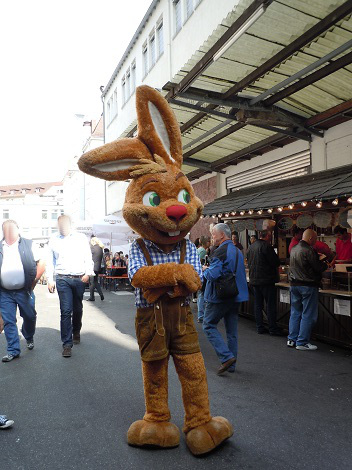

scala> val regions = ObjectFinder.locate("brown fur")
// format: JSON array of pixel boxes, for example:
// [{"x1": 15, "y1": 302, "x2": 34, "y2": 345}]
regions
[{"x1": 78, "y1": 85, "x2": 232, "y2": 456}]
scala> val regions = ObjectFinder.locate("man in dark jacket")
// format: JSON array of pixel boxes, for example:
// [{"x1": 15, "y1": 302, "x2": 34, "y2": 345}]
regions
[
  {"x1": 87, "y1": 236, "x2": 104, "y2": 302},
  {"x1": 288, "y1": 229, "x2": 327, "y2": 351},
  {"x1": 247, "y1": 230, "x2": 282, "y2": 335},
  {"x1": 0, "y1": 220, "x2": 45, "y2": 362}
]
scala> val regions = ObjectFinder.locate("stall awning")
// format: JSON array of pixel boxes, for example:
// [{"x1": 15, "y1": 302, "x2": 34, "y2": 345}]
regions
[{"x1": 202, "y1": 164, "x2": 352, "y2": 216}]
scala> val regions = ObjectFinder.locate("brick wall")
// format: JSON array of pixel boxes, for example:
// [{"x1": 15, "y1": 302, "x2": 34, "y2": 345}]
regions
[{"x1": 190, "y1": 176, "x2": 217, "y2": 242}]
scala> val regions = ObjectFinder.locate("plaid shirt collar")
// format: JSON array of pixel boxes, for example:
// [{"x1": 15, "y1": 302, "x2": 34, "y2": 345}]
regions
[{"x1": 143, "y1": 239, "x2": 182, "y2": 255}]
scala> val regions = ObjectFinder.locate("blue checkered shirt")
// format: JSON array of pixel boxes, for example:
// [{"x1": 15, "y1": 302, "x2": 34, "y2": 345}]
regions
[{"x1": 128, "y1": 238, "x2": 202, "y2": 308}]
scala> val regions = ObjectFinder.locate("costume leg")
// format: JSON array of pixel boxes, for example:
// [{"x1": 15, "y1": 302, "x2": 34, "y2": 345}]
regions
[
  {"x1": 127, "y1": 357, "x2": 180, "y2": 448},
  {"x1": 172, "y1": 352, "x2": 233, "y2": 455},
  {"x1": 172, "y1": 352, "x2": 211, "y2": 432}
]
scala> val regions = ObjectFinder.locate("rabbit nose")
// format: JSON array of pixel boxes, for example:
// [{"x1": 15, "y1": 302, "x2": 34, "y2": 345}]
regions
[{"x1": 166, "y1": 205, "x2": 187, "y2": 222}]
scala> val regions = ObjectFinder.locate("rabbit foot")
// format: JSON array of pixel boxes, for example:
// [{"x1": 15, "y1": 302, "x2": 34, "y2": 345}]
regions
[
  {"x1": 185, "y1": 417, "x2": 233, "y2": 456},
  {"x1": 127, "y1": 420, "x2": 180, "y2": 448}
]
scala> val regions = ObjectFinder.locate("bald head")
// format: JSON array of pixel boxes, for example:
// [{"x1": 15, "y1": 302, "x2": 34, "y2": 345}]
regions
[{"x1": 302, "y1": 229, "x2": 317, "y2": 246}]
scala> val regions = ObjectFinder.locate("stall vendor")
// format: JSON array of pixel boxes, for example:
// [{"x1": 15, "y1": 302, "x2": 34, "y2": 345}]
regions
[
  {"x1": 289, "y1": 227, "x2": 333, "y2": 261},
  {"x1": 333, "y1": 226, "x2": 352, "y2": 263}
]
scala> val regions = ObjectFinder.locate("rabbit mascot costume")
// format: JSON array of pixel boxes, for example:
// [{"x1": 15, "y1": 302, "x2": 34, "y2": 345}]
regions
[{"x1": 78, "y1": 86, "x2": 233, "y2": 455}]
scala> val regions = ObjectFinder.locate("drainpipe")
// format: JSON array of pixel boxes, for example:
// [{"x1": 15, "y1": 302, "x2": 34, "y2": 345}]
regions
[{"x1": 167, "y1": 0, "x2": 173, "y2": 80}]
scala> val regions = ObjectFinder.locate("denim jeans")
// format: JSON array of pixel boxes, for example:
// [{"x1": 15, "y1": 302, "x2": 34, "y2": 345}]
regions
[
  {"x1": 288, "y1": 286, "x2": 319, "y2": 346},
  {"x1": 203, "y1": 299, "x2": 239, "y2": 366},
  {"x1": 0, "y1": 289, "x2": 36, "y2": 355},
  {"x1": 252, "y1": 284, "x2": 280, "y2": 333},
  {"x1": 56, "y1": 277, "x2": 86, "y2": 347},
  {"x1": 197, "y1": 291, "x2": 205, "y2": 321}
]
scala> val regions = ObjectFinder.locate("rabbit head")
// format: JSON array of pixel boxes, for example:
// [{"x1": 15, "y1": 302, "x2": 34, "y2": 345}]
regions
[{"x1": 78, "y1": 85, "x2": 203, "y2": 245}]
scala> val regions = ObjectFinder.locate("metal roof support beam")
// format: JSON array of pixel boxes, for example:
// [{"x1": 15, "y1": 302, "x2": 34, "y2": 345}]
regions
[
  {"x1": 223, "y1": 1, "x2": 352, "y2": 99},
  {"x1": 177, "y1": 88, "x2": 323, "y2": 138},
  {"x1": 250, "y1": 123, "x2": 311, "y2": 142},
  {"x1": 169, "y1": 98, "x2": 238, "y2": 121},
  {"x1": 183, "y1": 158, "x2": 225, "y2": 173},
  {"x1": 263, "y1": 50, "x2": 352, "y2": 106},
  {"x1": 250, "y1": 39, "x2": 352, "y2": 105},
  {"x1": 183, "y1": 123, "x2": 246, "y2": 159},
  {"x1": 165, "y1": 0, "x2": 273, "y2": 100}
]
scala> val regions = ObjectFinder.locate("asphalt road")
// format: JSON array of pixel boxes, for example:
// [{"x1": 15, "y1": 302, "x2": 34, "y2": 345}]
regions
[{"x1": 1, "y1": 285, "x2": 351, "y2": 470}]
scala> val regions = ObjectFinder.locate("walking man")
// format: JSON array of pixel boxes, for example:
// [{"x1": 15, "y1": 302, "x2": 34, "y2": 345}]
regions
[
  {"x1": 203, "y1": 224, "x2": 248, "y2": 375},
  {"x1": 247, "y1": 230, "x2": 282, "y2": 335},
  {"x1": 288, "y1": 229, "x2": 327, "y2": 351},
  {"x1": 46, "y1": 215, "x2": 94, "y2": 357},
  {"x1": 0, "y1": 220, "x2": 45, "y2": 362},
  {"x1": 86, "y1": 236, "x2": 104, "y2": 302}
]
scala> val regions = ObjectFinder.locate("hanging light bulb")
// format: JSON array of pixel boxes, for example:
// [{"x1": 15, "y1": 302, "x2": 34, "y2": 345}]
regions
[
  {"x1": 288, "y1": 203, "x2": 294, "y2": 210},
  {"x1": 277, "y1": 206, "x2": 283, "y2": 212},
  {"x1": 225, "y1": 213, "x2": 229, "y2": 218},
  {"x1": 212, "y1": 214, "x2": 216, "y2": 219},
  {"x1": 347, "y1": 196, "x2": 352, "y2": 204},
  {"x1": 257, "y1": 209, "x2": 263, "y2": 215},
  {"x1": 240, "y1": 211, "x2": 245, "y2": 216},
  {"x1": 267, "y1": 208, "x2": 273, "y2": 213},
  {"x1": 200, "y1": 214, "x2": 204, "y2": 219},
  {"x1": 316, "y1": 201, "x2": 322, "y2": 209},
  {"x1": 301, "y1": 201, "x2": 307, "y2": 207},
  {"x1": 332, "y1": 198, "x2": 338, "y2": 206},
  {"x1": 248, "y1": 209, "x2": 253, "y2": 215},
  {"x1": 217, "y1": 213, "x2": 223, "y2": 218},
  {"x1": 230, "y1": 211, "x2": 236, "y2": 216}
]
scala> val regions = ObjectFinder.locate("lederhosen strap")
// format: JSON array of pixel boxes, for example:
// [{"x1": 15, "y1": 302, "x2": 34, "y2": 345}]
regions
[{"x1": 136, "y1": 238, "x2": 188, "y2": 336}]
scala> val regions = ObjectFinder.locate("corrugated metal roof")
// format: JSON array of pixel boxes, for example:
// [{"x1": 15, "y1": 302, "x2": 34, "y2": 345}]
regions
[{"x1": 202, "y1": 163, "x2": 352, "y2": 215}]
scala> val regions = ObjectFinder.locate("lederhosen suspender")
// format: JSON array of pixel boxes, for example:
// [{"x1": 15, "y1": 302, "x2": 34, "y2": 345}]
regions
[{"x1": 136, "y1": 238, "x2": 187, "y2": 336}]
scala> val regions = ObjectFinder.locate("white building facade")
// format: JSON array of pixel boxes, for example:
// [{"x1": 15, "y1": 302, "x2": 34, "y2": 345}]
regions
[{"x1": 0, "y1": 182, "x2": 64, "y2": 241}]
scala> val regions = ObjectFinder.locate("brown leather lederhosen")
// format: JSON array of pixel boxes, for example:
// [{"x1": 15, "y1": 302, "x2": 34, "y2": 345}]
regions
[{"x1": 135, "y1": 238, "x2": 201, "y2": 362}]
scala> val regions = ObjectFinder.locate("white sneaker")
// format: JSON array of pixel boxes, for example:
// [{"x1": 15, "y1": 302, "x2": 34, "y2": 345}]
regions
[
  {"x1": 296, "y1": 343, "x2": 317, "y2": 351},
  {"x1": 287, "y1": 340, "x2": 295, "y2": 348},
  {"x1": 0, "y1": 415, "x2": 14, "y2": 429}
]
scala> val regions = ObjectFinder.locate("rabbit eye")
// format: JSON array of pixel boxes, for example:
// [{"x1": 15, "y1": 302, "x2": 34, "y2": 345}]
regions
[
  {"x1": 143, "y1": 191, "x2": 160, "y2": 207},
  {"x1": 177, "y1": 189, "x2": 191, "y2": 204}
]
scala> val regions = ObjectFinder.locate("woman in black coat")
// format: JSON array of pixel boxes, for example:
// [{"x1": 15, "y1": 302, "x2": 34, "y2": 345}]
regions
[{"x1": 87, "y1": 236, "x2": 105, "y2": 301}]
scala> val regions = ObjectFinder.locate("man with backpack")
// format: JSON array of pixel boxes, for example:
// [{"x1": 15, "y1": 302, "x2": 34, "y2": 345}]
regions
[{"x1": 202, "y1": 224, "x2": 248, "y2": 375}]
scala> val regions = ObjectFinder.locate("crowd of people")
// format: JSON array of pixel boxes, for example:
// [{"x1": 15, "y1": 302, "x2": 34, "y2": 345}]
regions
[
  {"x1": 193, "y1": 222, "x2": 352, "y2": 373},
  {"x1": 1, "y1": 215, "x2": 351, "y2": 426}
]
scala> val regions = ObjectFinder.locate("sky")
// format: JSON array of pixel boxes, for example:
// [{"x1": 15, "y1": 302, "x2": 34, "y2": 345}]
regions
[{"x1": 0, "y1": 0, "x2": 151, "y2": 185}]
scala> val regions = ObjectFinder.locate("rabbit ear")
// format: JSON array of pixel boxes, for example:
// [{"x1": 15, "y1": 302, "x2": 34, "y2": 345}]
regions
[
  {"x1": 78, "y1": 137, "x2": 153, "y2": 181},
  {"x1": 136, "y1": 85, "x2": 183, "y2": 168}
]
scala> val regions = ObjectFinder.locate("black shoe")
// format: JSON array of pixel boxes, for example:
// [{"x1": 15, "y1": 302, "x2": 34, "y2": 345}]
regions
[
  {"x1": 270, "y1": 329, "x2": 285, "y2": 337},
  {"x1": 100, "y1": 295, "x2": 104, "y2": 301},
  {"x1": 257, "y1": 328, "x2": 269, "y2": 334},
  {"x1": 86, "y1": 298, "x2": 95, "y2": 302},
  {"x1": 62, "y1": 346, "x2": 72, "y2": 357},
  {"x1": 27, "y1": 340, "x2": 34, "y2": 350}
]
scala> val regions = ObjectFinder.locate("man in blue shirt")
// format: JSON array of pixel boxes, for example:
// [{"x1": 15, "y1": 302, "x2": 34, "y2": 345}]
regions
[{"x1": 203, "y1": 223, "x2": 248, "y2": 375}]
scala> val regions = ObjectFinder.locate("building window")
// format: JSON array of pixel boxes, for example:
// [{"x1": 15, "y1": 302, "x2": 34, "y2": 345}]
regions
[
  {"x1": 113, "y1": 89, "x2": 118, "y2": 117},
  {"x1": 3, "y1": 209, "x2": 9, "y2": 220},
  {"x1": 185, "y1": 0, "x2": 193, "y2": 19},
  {"x1": 142, "y1": 42, "x2": 148, "y2": 78},
  {"x1": 107, "y1": 100, "x2": 111, "y2": 124},
  {"x1": 174, "y1": 0, "x2": 182, "y2": 34},
  {"x1": 131, "y1": 62, "x2": 136, "y2": 95},
  {"x1": 126, "y1": 68, "x2": 131, "y2": 100},
  {"x1": 51, "y1": 210, "x2": 58, "y2": 220},
  {"x1": 157, "y1": 21, "x2": 164, "y2": 56},
  {"x1": 23, "y1": 227, "x2": 29, "y2": 234},
  {"x1": 122, "y1": 76, "x2": 126, "y2": 104},
  {"x1": 42, "y1": 210, "x2": 48, "y2": 219},
  {"x1": 42, "y1": 228, "x2": 49, "y2": 237},
  {"x1": 150, "y1": 32, "x2": 156, "y2": 68}
]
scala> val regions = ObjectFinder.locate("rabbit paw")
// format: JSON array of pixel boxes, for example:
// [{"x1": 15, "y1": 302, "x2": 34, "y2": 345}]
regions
[{"x1": 185, "y1": 417, "x2": 233, "y2": 455}]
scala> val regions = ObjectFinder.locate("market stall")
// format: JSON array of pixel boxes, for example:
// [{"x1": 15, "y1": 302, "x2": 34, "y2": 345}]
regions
[{"x1": 202, "y1": 164, "x2": 352, "y2": 348}]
